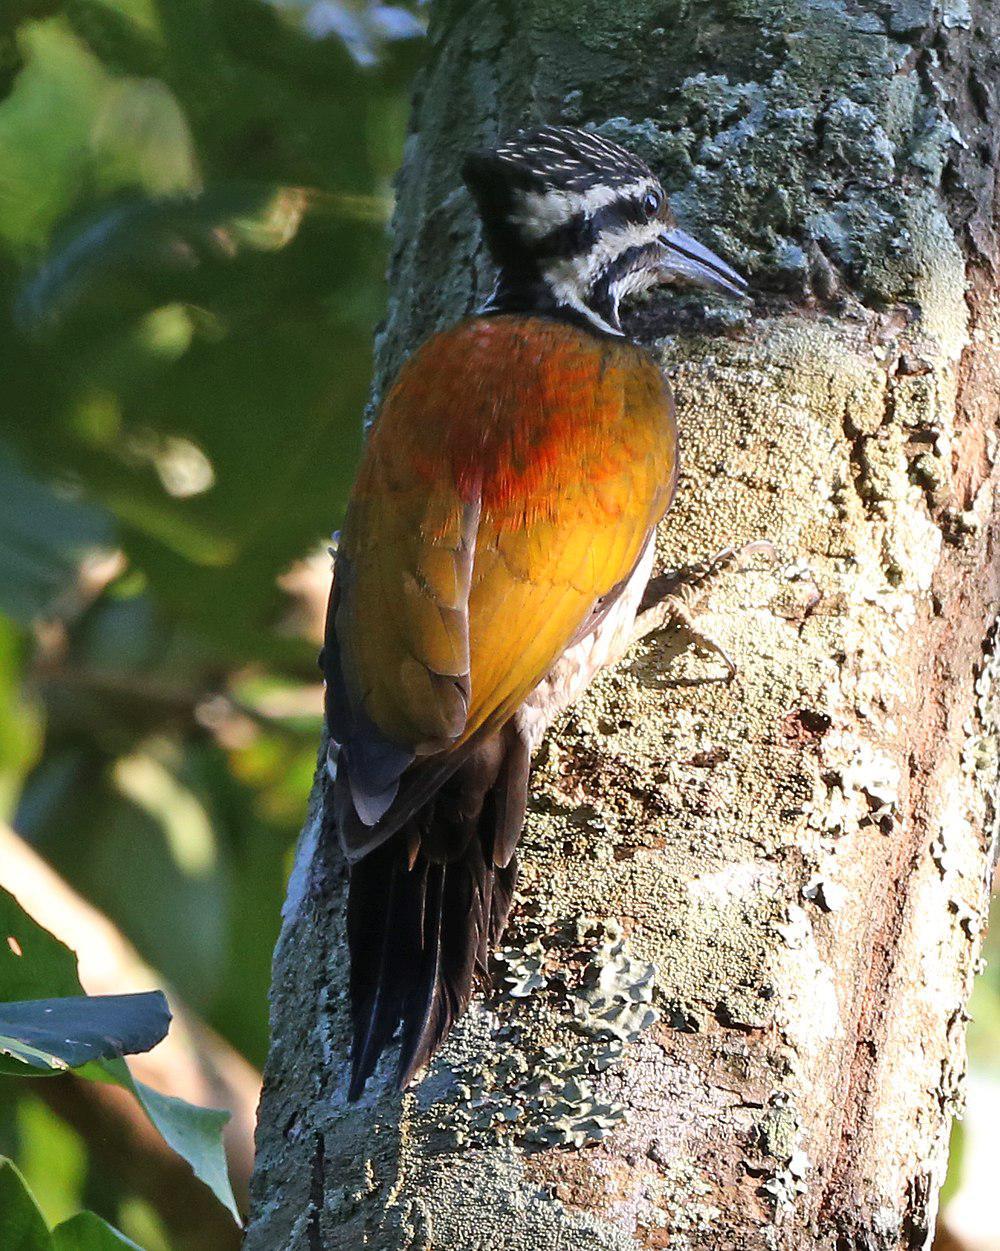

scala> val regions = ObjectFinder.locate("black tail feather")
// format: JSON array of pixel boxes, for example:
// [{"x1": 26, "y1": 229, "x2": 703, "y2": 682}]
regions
[
  {"x1": 346, "y1": 846, "x2": 426, "y2": 1099},
  {"x1": 397, "y1": 860, "x2": 452, "y2": 1090},
  {"x1": 493, "y1": 731, "x2": 530, "y2": 869},
  {"x1": 344, "y1": 728, "x2": 527, "y2": 1099},
  {"x1": 487, "y1": 855, "x2": 517, "y2": 955}
]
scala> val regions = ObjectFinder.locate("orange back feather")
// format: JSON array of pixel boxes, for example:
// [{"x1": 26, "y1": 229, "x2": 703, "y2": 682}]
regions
[{"x1": 335, "y1": 314, "x2": 676, "y2": 755}]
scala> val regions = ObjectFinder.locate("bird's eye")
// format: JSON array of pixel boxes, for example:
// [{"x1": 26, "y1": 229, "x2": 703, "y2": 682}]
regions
[{"x1": 642, "y1": 189, "x2": 662, "y2": 218}]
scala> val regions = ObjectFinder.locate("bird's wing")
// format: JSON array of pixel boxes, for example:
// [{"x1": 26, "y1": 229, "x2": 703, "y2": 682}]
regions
[
  {"x1": 326, "y1": 315, "x2": 676, "y2": 843},
  {"x1": 325, "y1": 460, "x2": 478, "y2": 829}
]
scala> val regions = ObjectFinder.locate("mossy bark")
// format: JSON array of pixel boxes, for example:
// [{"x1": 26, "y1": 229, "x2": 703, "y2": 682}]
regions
[{"x1": 245, "y1": 1, "x2": 1000, "y2": 1247}]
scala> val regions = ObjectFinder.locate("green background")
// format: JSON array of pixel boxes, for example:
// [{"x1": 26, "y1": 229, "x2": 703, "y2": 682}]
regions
[{"x1": 0, "y1": 1, "x2": 420, "y2": 1244}]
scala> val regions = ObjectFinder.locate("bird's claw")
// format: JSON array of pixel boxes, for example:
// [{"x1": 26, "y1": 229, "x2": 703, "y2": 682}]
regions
[{"x1": 633, "y1": 540, "x2": 776, "y2": 679}]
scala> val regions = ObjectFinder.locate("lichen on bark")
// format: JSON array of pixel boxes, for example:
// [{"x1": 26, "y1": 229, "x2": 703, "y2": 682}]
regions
[{"x1": 246, "y1": 1, "x2": 1000, "y2": 1247}]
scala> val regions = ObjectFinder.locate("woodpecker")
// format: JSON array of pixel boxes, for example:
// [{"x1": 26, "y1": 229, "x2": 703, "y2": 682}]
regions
[{"x1": 323, "y1": 125, "x2": 747, "y2": 1099}]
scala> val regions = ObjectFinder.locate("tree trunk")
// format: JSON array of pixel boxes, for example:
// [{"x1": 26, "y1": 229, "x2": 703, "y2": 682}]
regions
[{"x1": 245, "y1": 1, "x2": 1000, "y2": 1247}]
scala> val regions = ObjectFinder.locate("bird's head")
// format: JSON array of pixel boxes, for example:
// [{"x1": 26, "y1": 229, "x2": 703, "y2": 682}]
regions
[{"x1": 463, "y1": 125, "x2": 747, "y2": 336}]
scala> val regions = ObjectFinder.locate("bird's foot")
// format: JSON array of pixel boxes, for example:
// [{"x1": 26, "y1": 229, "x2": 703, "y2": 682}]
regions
[{"x1": 632, "y1": 541, "x2": 776, "y2": 680}]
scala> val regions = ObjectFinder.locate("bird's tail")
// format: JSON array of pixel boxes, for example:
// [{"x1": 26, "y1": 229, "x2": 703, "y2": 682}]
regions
[{"x1": 345, "y1": 727, "x2": 528, "y2": 1100}]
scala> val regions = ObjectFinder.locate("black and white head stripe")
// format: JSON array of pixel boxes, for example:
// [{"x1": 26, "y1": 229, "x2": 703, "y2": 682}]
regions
[
  {"x1": 463, "y1": 127, "x2": 667, "y2": 334},
  {"x1": 463, "y1": 125, "x2": 747, "y2": 334},
  {"x1": 468, "y1": 128, "x2": 659, "y2": 243},
  {"x1": 489, "y1": 126, "x2": 655, "y2": 193}
]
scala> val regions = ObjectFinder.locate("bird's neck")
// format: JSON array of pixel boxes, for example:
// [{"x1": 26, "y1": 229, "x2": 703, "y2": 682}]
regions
[{"x1": 479, "y1": 267, "x2": 624, "y2": 338}]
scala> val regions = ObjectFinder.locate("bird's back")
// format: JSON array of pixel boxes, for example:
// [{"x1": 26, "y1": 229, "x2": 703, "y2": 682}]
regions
[{"x1": 334, "y1": 313, "x2": 677, "y2": 772}]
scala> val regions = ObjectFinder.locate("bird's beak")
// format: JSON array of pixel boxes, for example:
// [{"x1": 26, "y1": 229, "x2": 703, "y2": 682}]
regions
[{"x1": 659, "y1": 227, "x2": 749, "y2": 297}]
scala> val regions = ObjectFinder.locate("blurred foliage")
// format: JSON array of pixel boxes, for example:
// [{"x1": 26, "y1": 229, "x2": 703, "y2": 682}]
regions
[
  {"x1": 0, "y1": 886, "x2": 236, "y2": 1219},
  {"x1": 0, "y1": 0, "x2": 423, "y2": 1241},
  {"x1": 1, "y1": 1154, "x2": 144, "y2": 1249},
  {"x1": 0, "y1": 884, "x2": 236, "y2": 1234}
]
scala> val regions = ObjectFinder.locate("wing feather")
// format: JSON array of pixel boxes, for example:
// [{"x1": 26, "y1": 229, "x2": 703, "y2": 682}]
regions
[{"x1": 326, "y1": 315, "x2": 676, "y2": 845}]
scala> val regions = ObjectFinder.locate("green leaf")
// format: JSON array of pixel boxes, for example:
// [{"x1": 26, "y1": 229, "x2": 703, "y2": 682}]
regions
[
  {"x1": 0, "y1": 17, "x2": 197, "y2": 255},
  {"x1": 0, "y1": 887, "x2": 238, "y2": 1223},
  {"x1": 90, "y1": 77, "x2": 199, "y2": 198},
  {"x1": 0, "y1": 1160, "x2": 142, "y2": 1250},
  {"x1": 14, "y1": 1098, "x2": 87, "y2": 1229},
  {"x1": 0, "y1": 19, "x2": 108, "y2": 254},
  {"x1": 51, "y1": 1211, "x2": 143, "y2": 1251},
  {"x1": 0, "y1": 991, "x2": 170, "y2": 1072},
  {"x1": 0, "y1": 450, "x2": 115, "y2": 625},
  {"x1": 127, "y1": 1074, "x2": 238, "y2": 1225},
  {"x1": 0, "y1": 1157, "x2": 52, "y2": 1251},
  {"x1": 0, "y1": 885, "x2": 83, "y2": 1004},
  {"x1": 0, "y1": 616, "x2": 44, "y2": 813},
  {"x1": 18, "y1": 184, "x2": 311, "y2": 331}
]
